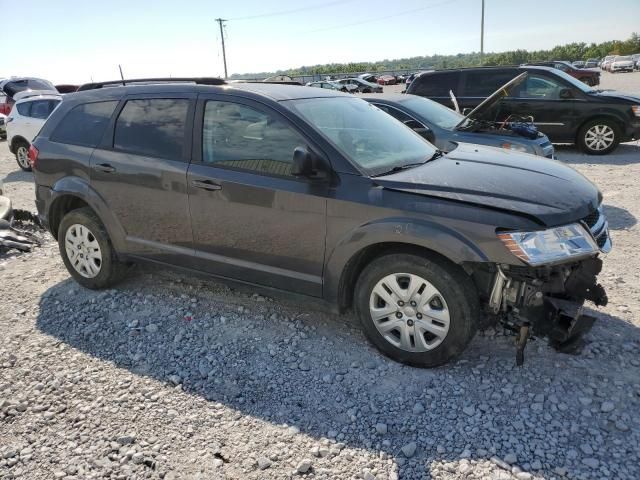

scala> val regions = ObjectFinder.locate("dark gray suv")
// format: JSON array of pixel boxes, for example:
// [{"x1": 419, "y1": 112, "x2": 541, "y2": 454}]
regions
[{"x1": 30, "y1": 78, "x2": 611, "y2": 367}]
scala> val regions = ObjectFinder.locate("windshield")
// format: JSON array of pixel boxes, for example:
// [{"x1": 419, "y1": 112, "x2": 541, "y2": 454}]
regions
[
  {"x1": 615, "y1": 56, "x2": 632, "y2": 61},
  {"x1": 287, "y1": 97, "x2": 436, "y2": 175},
  {"x1": 398, "y1": 96, "x2": 462, "y2": 130},
  {"x1": 548, "y1": 69, "x2": 595, "y2": 93}
]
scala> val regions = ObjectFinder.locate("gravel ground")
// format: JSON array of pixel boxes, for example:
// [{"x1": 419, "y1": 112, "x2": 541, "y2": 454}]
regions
[{"x1": 1, "y1": 74, "x2": 639, "y2": 479}]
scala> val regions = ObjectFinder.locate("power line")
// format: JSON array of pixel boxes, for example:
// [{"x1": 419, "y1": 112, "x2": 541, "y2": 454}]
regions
[
  {"x1": 306, "y1": 0, "x2": 460, "y2": 34},
  {"x1": 228, "y1": 0, "x2": 355, "y2": 21}
]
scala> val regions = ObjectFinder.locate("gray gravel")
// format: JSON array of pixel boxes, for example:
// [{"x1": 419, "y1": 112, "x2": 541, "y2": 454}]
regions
[{"x1": 1, "y1": 72, "x2": 640, "y2": 479}]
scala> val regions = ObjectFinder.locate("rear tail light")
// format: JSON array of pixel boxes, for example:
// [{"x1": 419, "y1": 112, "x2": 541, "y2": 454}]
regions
[{"x1": 28, "y1": 145, "x2": 39, "y2": 169}]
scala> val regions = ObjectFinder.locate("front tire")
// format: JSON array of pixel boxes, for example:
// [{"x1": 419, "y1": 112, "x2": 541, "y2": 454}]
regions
[
  {"x1": 577, "y1": 118, "x2": 620, "y2": 155},
  {"x1": 14, "y1": 140, "x2": 32, "y2": 171},
  {"x1": 58, "y1": 207, "x2": 128, "y2": 289},
  {"x1": 354, "y1": 254, "x2": 479, "y2": 367}
]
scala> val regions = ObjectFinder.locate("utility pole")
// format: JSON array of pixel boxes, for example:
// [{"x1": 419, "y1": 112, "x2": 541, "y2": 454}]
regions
[
  {"x1": 480, "y1": 0, "x2": 485, "y2": 65},
  {"x1": 215, "y1": 18, "x2": 228, "y2": 78}
]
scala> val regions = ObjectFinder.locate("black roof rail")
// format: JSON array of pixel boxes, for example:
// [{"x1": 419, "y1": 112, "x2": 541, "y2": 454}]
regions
[{"x1": 77, "y1": 77, "x2": 226, "y2": 91}]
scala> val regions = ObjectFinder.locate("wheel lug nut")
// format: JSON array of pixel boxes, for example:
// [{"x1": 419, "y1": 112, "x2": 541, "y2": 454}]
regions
[
  {"x1": 396, "y1": 312, "x2": 403, "y2": 319},
  {"x1": 407, "y1": 319, "x2": 414, "y2": 327},
  {"x1": 398, "y1": 301, "x2": 404, "y2": 307},
  {"x1": 416, "y1": 313, "x2": 422, "y2": 319},
  {"x1": 410, "y1": 301, "x2": 417, "y2": 307}
]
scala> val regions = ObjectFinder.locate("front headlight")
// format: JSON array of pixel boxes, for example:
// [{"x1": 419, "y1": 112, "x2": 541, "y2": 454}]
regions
[
  {"x1": 498, "y1": 224, "x2": 598, "y2": 266},
  {"x1": 631, "y1": 105, "x2": 640, "y2": 117},
  {"x1": 501, "y1": 143, "x2": 529, "y2": 153}
]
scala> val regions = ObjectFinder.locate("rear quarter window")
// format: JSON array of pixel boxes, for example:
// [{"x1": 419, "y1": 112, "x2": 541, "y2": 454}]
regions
[
  {"x1": 16, "y1": 102, "x2": 31, "y2": 116},
  {"x1": 51, "y1": 101, "x2": 118, "y2": 147},
  {"x1": 411, "y1": 72, "x2": 460, "y2": 97}
]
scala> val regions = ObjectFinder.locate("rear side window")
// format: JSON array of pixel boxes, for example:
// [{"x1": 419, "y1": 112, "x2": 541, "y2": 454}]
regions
[
  {"x1": 114, "y1": 99, "x2": 189, "y2": 159},
  {"x1": 412, "y1": 72, "x2": 460, "y2": 97},
  {"x1": 51, "y1": 101, "x2": 118, "y2": 147},
  {"x1": 29, "y1": 100, "x2": 60, "y2": 120},
  {"x1": 464, "y1": 71, "x2": 518, "y2": 97},
  {"x1": 16, "y1": 102, "x2": 31, "y2": 116}
]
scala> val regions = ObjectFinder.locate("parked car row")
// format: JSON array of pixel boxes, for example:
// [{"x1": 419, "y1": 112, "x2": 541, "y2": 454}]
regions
[
  {"x1": 25, "y1": 77, "x2": 612, "y2": 368},
  {"x1": 405, "y1": 65, "x2": 640, "y2": 155},
  {"x1": 600, "y1": 55, "x2": 640, "y2": 72},
  {"x1": 522, "y1": 61, "x2": 600, "y2": 86}
]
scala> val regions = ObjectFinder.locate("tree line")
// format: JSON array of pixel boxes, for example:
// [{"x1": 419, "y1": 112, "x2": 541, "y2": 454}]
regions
[{"x1": 230, "y1": 33, "x2": 640, "y2": 78}]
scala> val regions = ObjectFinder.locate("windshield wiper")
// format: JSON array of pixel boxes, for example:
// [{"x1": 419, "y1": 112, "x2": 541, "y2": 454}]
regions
[{"x1": 371, "y1": 150, "x2": 443, "y2": 177}]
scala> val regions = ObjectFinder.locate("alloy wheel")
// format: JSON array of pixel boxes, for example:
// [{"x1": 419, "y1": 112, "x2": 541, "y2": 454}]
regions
[
  {"x1": 65, "y1": 224, "x2": 103, "y2": 278},
  {"x1": 369, "y1": 273, "x2": 450, "y2": 352},
  {"x1": 584, "y1": 125, "x2": 615, "y2": 151},
  {"x1": 16, "y1": 146, "x2": 30, "y2": 169}
]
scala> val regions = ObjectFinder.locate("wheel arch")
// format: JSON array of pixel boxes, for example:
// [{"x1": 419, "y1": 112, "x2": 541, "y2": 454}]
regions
[
  {"x1": 324, "y1": 218, "x2": 489, "y2": 312},
  {"x1": 575, "y1": 114, "x2": 625, "y2": 144},
  {"x1": 10, "y1": 135, "x2": 30, "y2": 152},
  {"x1": 47, "y1": 177, "x2": 127, "y2": 252}
]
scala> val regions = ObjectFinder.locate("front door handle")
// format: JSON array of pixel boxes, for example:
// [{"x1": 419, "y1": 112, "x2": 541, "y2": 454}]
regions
[
  {"x1": 94, "y1": 163, "x2": 116, "y2": 173},
  {"x1": 191, "y1": 179, "x2": 222, "y2": 191}
]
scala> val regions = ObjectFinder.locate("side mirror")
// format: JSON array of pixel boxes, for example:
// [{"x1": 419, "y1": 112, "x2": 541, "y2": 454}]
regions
[
  {"x1": 404, "y1": 120, "x2": 435, "y2": 143},
  {"x1": 559, "y1": 88, "x2": 574, "y2": 99},
  {"x1": 292, "y1": 146, "x2": 330, "y2": 180}
]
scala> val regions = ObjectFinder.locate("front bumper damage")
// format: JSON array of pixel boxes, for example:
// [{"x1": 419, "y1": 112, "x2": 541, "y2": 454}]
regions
[{"x1": 476, "y1": 256, "x2": 608, "y2": 365}]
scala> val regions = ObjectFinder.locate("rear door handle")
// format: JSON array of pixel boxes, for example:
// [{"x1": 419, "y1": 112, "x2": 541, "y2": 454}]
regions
[
  {"x1": 191, "y1": 179, "x2": 222, "y2": 191},
  {"x1": 94, "y1": 163, "x2": 116, "y2": 173}
]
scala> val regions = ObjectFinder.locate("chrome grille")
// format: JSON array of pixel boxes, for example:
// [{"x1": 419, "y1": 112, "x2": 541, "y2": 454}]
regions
[{"x1": 582, "y1": 207, "x2": 611, "y2": 253}]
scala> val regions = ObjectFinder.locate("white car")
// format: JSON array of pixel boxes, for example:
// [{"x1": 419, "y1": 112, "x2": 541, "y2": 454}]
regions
[
  {"x1": 610, "y1": 55, "x2": 635, "y2": 73},
  {"x1": 0, "y1": 113, "x2": 6, "y2": 140},
  {"x1": 7, "y1": 93, "x2": 61, "y2": 171}
]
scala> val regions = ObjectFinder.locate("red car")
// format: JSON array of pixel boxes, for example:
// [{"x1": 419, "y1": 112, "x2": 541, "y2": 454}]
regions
[
  {"x1": 377, "y1": 75, "x2": 397, "y2": 86},
  {"x1": 524, "y1": 61, "x2": 600, "y2": 86}
]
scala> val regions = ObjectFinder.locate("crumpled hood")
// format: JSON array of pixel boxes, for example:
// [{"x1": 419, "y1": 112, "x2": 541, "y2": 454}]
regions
[{"x1": 373, "y1": 143, "x2": 601, "y2": 227}]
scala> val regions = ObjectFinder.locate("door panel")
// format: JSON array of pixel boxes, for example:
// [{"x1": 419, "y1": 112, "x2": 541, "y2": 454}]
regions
[
  {"x1": 90, "y1": 95, "x2": 194, "y2": 264},
  {"x1": 187, "y1": 96, "x2": 328, "y2": 296},
  {"x1": 188, "y1": 166, "x2": 326, "y2": 295}
]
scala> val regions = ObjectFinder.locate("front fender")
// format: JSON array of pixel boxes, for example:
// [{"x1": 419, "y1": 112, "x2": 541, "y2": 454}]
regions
[
  {"x1": 323, "y1": 216, "x2": 489, "y2": 305},
  {"x1": 50, "y1": 176, "x2": 127, "y2": 252}
]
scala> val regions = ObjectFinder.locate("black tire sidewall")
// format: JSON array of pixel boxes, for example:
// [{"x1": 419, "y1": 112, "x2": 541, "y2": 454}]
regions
[
  {"x1": 58, "y1": 208, "x2": 121, "y2": 289},
  {"x1": 14, "y1": 141, "x2": 32, "y2": 172},
  {"x1": 354, "y1": 254, "x2": 478, "y2": 368},
  {"x1": 578, "y1": 118, "x2": 620, "y2": 155}
]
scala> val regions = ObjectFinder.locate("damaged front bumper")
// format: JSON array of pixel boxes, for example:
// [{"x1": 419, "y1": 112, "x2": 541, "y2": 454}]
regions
[{"x1": 476, "y1": 256, "x2": 608, "y2": 364}]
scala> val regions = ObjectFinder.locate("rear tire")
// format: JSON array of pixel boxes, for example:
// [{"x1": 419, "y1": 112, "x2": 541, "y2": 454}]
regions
[
  {"x1": 577, "y1": 118, "x2": 620, "y2": 155},
  {"x1": 58, "y1": 207, "x2": 129, "y2": 289},
  {"x1": 14, "y1": 140, "x2": 32, "y2": 172},
  {"x1": 354, "y1": 253, "x2": 479, "y2": 367}
]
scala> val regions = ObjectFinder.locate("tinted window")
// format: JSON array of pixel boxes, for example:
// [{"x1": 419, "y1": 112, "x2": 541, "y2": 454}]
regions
[
  {"x1": 114, "y1": 99, "x2": 189, "y2": 159},
  {"x1": 464, "y1": 71, "x2": 517, "y2": 97},
  {"x1": 516, "y1": 75, "x2": 564, "y2": 100},
  {"x1": 374, "y1": 104, "x2": 415, "y2": 124},
  {"x1": 51, "y1": 101, "x2": 118, "y2": 147},
  {"x1": 29, "y1": 100, "x2": 60, "y2": 120},
  {"x1": 202, "y1": 101, "x2": 306, "y2": 177},
  {"x1": 16, "y1": 102, "x2": 31, "y2": 116},
  {"x1": 412, "y1": 72, "x2": 460, "y2": 97}
]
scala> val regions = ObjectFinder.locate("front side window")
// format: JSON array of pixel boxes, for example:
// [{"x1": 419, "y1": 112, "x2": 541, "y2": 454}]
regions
[
  {"x1": 396, "y1": 97, "x2": 462, "y2": 130},
  {"x1": 114, "y1": 99, "x2": 189, "y2": 159},
  {"x1": 288, "y1": 97, "x2": 435, "y2": 176},
  {"x1": 51, "y1": 101, "x2": 118, "y2": 147},
  {"x1": 202, "y1": 101, "x2": 306, "y2": 177},
  {"x1": 517, "y1": 75, "x2": 564, "y2": 100}
]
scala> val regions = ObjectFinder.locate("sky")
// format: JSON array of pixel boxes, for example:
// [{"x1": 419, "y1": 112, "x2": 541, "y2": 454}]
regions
[{"x1": 3, "y1": 0, "x2": 639, "y2": 84}]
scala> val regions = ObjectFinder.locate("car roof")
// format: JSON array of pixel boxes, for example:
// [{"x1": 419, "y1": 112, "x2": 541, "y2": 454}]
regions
[
  {"x1": 66, "y1": 81, "x2": 348, "y2": 103},
  {"x1": 15, "y1": 93, "x2": 62, "y2": 103},
  {"x1": 360, "y1": 93, "x2": 412, "y2": 103}
]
